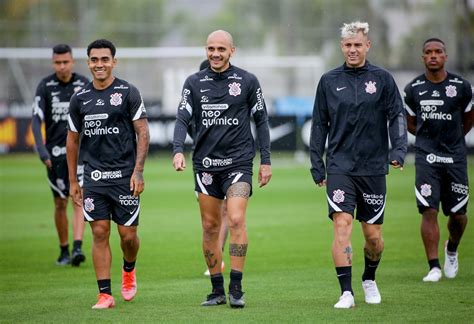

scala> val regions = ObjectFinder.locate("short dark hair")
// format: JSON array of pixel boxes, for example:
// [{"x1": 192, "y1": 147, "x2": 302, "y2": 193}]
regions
[
  {"x1": 52, "y1": 44, "x2": 72, "y2": 55},
  {"x1": 87, "y1": 39, "x2": 116, "y2": 57},
  {"x1": 199, "y1": 59, "x2": 210, "y2": 71},
  {"x1": 423, "y1": 38, "x2": 446, "y2": 51}
]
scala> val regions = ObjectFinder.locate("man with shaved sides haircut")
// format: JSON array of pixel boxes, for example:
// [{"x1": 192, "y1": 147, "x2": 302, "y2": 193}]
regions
[
  {"x1": 404, "y1": 38, "x2": 473, "y2": 283},
  {"x1": 32, "y1": 44, "x2": 89, "y2": 267},
  {"x1": 67, "y1": 39, "x2": 150, "y2": 309},
  {"x1": 173, "y1": 30, "x2": 272, "y2": 308},
  {"x1": 310, "y1": 21, "x2": 407, "y2": 308}
]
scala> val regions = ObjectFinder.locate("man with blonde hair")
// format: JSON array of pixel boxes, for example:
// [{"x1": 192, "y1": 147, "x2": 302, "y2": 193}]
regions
[{"x1": 310, "y1": 21, "x2": 407, "y2": 308}]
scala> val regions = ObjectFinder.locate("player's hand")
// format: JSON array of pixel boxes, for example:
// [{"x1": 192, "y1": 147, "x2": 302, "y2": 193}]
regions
[
  {"x1": 43, "y1": 159, "x2": 52, "y2": 169},
  {"x1": 173, "y1": 153, "x2": 186, "y2": 171},
  {"x1": 390, "y1": 160, "x2": 403, "y2": 171},
  {"x1": 318, "y1": 179, "x2": 327, "y2": 187},
  {"x1": 130, "y1": 170, "x2": 145, "y2": 197},
  {"x1": 69, "y1": 181, "x2": 82, "y2": 207},
  {"x1": 258, "y1": 164, "x2": 272, "y2": 188}
]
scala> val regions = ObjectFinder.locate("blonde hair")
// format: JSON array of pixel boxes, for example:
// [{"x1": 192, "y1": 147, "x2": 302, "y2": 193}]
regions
[{"x1": 340, "y1": 21, "x2": 369, "y2": 39}]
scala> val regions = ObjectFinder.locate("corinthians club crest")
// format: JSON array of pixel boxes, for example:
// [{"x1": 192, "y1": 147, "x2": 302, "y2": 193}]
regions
[
  {"x1": 228, "y1": 82, "x2": 241, "y2": 96},
  {"x1": 110, "y1": 92, "x2": 122, "y2": 106},
  {"x1": 365, "y1": 81, "x2": 377, "y2": 94}
]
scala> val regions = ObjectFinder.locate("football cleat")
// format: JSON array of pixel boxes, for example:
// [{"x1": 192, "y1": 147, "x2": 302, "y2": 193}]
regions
[
  {"x1": 423, "y1": 267, "x2": 442, "y2": 282},
  {"x1": 121, "y1": 269, "x2": 137, "y2": 301},
  {"x1": 92, "y1": 293, "x2": 115, "y2": 309},
  {"x1": 362, "y1": 280, "x2": 381, "y2": 304},
  {"x1": 201, "y1": 290, "x2": 226, "y2": 306},
  {"x1": 56, "y1": 251, "x2": 71, "y2": 266},
  {"x1": 334, "y1": 291, "x2": 355, "y2": 309},
  {"x1": 444, "y1": 242, "x2": 458, "y2": 279},
  {"x1": 71, "y1": 249, "x2": 86, "y2": 267},
  {"x1": 229, "y1": 289, "x2": 245, "y2": 308}
]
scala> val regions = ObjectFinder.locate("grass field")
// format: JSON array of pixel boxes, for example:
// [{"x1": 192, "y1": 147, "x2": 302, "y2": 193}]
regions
[{"x1": 0, "y1": 153, "x2": 473, "y2": 323}]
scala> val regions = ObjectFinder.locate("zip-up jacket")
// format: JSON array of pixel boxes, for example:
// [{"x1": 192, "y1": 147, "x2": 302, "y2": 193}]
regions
[{"x1": 310, "y1": 61, "x2": 407, "y2": 184}]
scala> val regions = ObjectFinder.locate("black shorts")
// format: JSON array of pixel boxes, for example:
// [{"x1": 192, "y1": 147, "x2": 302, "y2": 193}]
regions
[
  {"x1": 326, "y1": 174, "x2": 386, "y2": 224},
  {"x1": 82, "y1": 184, "x2": 140, "y2": 226},
  {"x1": 194, "y1": 166, "x2": 253, "y2": 199},
  {"x1": 47, "y1": 158, "x2": 69, "y2": 199},
  {"x1": 47, "y1": 158, "x2": 84, "y2": 198},
  {"x1": 415, "y1": 161, "x2": 469, "y2": 216}
]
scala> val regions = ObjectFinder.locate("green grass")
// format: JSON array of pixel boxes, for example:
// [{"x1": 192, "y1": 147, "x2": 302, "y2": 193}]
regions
[{"x1": 0, "y1": 153, "x2": 473, "y2": 323}]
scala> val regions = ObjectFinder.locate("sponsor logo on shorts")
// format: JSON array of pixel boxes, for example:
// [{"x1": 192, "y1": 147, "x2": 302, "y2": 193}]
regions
[
  {"x1": 84, "y1": 197, "x2": 94, "y2": 212},
  {"x1": 363, "y1": 193, "x2": 384, "y2": 206},
  {"x1": 451, "y1": 182, "x2": 468, "y2": 195},
  {"x1": 426, "y1": 153, "x2": 453, "y2": 164},
  {"x1": 91, "y1": 170, "x2": 122, "y2": 181},
  {"x1": 332, "y1": 189, "x2": 345, "y2": 203},
  {"x1": 119, "y1": 194, "x2": 139, "y2": 206},
  {"x1": 56, "y1": 179, "x2": 66, "y2": 191},
  {"x1": 202, "y1": 157, "x2": 233, "y2": 168},
  {"x1": 201, "y1": 172, "x2": 213, "y2": 185},
  {"x1": 420, "y1": 184, "x2": 432, "y2": 197},
  {"x1": 51, "y1": 145, "x2": 66, "y2": 157}
]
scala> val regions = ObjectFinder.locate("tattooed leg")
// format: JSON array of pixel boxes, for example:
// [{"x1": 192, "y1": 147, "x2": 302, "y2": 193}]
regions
[
  {"x1": 332, "y1": 212, "x2": 353, "y2": 267},
  {"x1": 226, "y1": 182, "x2": 251, "y2": 272}
]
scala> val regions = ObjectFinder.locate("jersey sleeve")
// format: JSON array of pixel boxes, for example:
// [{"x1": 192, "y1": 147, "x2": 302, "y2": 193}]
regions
[
  {"x1": 462, "y1": 82, "x2": 473, "y2": 113},
  {"x1": 128, "y1": 85, "x2": 147, "y2": 121},
  {"x1": 31, "y1": 81, "x2": 49, "y2": 161},
  {"x1": 173, "y1": 77, "x2": 193, "y2": 155},
  {"x1": 248, "y1": 74, "x2": 271, "y2": 165},
  {"x1": 67, "y1": 94, "x2": 82, "y2": 133},
  {"x1": 386, "y1": 75, "x2": 408, "y2": 166},
  {"x1": 403, "y1": 83, "x2": 416, "y2": 116},
  {"x1": 309, "y1": 76, "x2": 329, "y2": 184}
]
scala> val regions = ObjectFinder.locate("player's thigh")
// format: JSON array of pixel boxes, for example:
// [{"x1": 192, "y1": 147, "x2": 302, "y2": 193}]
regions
[
  {"x1": 326, "y1": 174, "x2": 357, "y2": 220},
  {"x1": 441, "y1": 164, "x2": 469, "y2": 216},
  {"x1": 355, "y1": 175, "x2": 386, "y2": 225}
]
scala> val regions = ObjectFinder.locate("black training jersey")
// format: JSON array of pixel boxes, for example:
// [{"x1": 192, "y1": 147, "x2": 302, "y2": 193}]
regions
[
  {"x1": 32, "y1": 73, "x2": 88, "y2": 158},
  {"x1": 173, "y1": 64, "x2": 271, "y2": 171},
  {"x1": 310, "y1": 61, "x2": 408, "y2": 184},
  {"x1": 404, "y1": 72, "x2": 472, "y2": 164},
  {"x1": 68, "y1": 78, "x2": 147, "y2": 186}
]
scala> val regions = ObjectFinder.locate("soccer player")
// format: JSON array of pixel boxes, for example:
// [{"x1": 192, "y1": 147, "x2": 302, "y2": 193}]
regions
[
  {"x1": 173, "y1": 30, "x2": 272, "y2": 308},
  {"x1": 197, "y1": 59, "x2": 228, "y2": 277},
  {"x1": 310, "y1": 21, "x2": 407, "y2": 308},
  {"x1": 32, "y1": 44, "x2": 88, "y2": 266},
  {"x1": 66, "y1": 39, "x2": 150, "y2": 309},
  {"x1": 403, "y1": 38, "x2": 473, "y2": 282}
]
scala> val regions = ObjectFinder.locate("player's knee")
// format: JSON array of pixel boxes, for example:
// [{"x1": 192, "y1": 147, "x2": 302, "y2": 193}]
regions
[
  {"x1": 366, "y1": 236, "x2": 384, "y2": 251},
  {"x1": 201, "y1": 218, "x2": 221, "y2": 237},
  {"x1": 422, "y1": 208, "x2": 437, "y2": 220},
  {"x1": 54, "y1": 198, "x2": 68, "y2": 211},
  {"x1": 227, "y1": 214, "x2": 245, "y2": 232},
  {"x1": 120, "y1": 233, "x2": 138, "y2": 247}
]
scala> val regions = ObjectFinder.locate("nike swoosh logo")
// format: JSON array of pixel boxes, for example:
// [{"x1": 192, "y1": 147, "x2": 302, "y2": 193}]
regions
[
  {"x1": 83, "y1": 99, "x2": 93, "y2": 105},
  {"x1": 419, "y1": 91, "x2": 428, "y2": 95},
  {"x1": 336, "y1": 87, "x2": 346, "y2": 91},
  {"x1": 51, "y1": 91, "x2": 60, "y2": 96},
  {"x1": 130, "y1": 208, "x2": 137, "y2": 214},
  {"x1": 200, "y1": 89, "x2": 210, "y2": 93},
  {"x1": 99, "y1": 287, "x2": 109, "y2": 291},
  {"x1": 374, "y1": 206, "x2": 383, "y2": 212},
  {"x1": 457, "y1": 197, "x2": 464, "y2": 201},
  {"x1": 269, "y1": 123, "x2": 295, "y2": 142}
]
